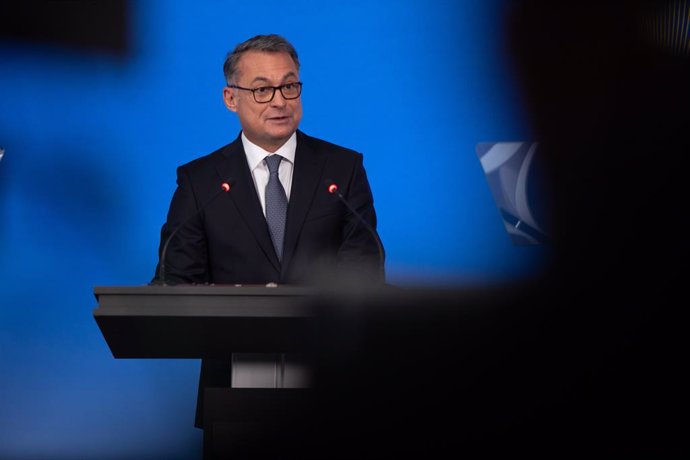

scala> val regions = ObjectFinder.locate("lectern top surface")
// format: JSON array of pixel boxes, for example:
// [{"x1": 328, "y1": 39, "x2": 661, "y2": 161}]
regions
[{"x1": 93, "y1": 284, "x2": 317, "y2": 298}]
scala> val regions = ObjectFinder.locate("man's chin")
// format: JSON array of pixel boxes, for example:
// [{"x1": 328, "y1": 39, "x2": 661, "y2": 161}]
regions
[{"x1": 266, "y1": 127, "x2": 297, "y2": 141}]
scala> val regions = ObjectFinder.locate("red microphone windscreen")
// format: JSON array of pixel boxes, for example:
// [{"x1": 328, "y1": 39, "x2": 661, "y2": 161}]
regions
[
  {"x1": 221, "y1": 183, "x2": 231, "y2": 192},
  {"x1": 327, "y1": 183, "x2": 338, "y2": 194}
]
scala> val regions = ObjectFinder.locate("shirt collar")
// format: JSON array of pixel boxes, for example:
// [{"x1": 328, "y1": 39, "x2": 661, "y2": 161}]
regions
[{"x1": 242, "y1": 131, "x2": 297, "y2": 171}]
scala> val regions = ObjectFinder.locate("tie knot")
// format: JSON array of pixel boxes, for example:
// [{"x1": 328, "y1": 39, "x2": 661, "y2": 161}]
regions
[{"x1": 265, "y1": 155, "x2": 282, "y2": 174}]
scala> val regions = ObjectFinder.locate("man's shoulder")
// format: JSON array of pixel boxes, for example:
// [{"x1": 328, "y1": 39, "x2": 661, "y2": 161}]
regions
[{"x1": 297, "y1": 130, "x2": 361, "y2": 158}]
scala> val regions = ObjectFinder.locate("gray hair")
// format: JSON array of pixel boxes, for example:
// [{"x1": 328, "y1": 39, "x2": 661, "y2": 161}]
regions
[{"x1": 223, "y1": 34, "x2": 300, "y2": 84}]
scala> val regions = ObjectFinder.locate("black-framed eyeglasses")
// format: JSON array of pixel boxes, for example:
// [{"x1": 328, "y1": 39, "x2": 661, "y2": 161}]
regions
[{"x1": 228, "y1": 82, "x2": 303, "y2": 103}]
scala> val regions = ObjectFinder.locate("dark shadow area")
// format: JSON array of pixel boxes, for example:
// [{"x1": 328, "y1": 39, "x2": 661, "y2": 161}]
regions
[
  {"x1": 0, "y1": 0, "x2": 130, "y2": 56},
  {"x1": 310, "y1": 285, "x2": 607, "y2": 458}
]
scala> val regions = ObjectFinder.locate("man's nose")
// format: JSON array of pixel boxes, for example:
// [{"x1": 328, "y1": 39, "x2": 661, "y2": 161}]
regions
[{"x1": 270, "y1": 90, "x2": 287, "y2": 107}]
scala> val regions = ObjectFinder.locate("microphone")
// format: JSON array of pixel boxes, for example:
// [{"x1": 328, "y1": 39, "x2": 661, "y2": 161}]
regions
[
  {"x1": 155, "y1": 180, "x2": 232, "y2": 286},
  {"x1": 326, "y1": 182, "x2": 386, "y2": 282}
]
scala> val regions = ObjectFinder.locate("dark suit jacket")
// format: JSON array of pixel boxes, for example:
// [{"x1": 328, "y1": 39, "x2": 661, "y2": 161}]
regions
[{"x1": 152, "y1": 130, "x2": 384, "y2": 427}]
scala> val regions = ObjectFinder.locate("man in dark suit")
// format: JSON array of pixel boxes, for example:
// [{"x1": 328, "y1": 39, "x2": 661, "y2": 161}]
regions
[{"x1": 151, "y1": 34, "x2": 384, "y2": 430}]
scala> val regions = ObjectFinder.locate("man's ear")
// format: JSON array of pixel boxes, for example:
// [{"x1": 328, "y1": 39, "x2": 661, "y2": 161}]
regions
[{"x1": 223, "y1": 86, "x2": 237, "y2": 112}]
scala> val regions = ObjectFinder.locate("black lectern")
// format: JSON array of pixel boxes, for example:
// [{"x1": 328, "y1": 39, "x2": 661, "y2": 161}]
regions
[
  {"x1": 93, "y1": 285, "x2": 318, "y2": 458},
  {"x1": 93, "y1": 285, "x2": 317, "y2": 357}
]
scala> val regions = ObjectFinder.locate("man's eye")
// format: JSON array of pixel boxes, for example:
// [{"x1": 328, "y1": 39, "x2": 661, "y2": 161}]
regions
[{"x1": 254, "y1": 87, "x2": 272, "y2": 95}]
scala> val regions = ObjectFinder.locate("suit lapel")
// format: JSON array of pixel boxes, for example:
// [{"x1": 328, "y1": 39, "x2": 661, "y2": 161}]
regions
[
  {"x1": 214, "y1": 136, "x2": 281, "y2": 272},
  {"x1": 281, "y1": 131, "x2": 327, "y2": 277}
]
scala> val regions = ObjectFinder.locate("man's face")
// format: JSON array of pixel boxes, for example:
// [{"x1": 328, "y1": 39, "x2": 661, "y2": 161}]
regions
[{"x1": 223, "y1": 50, "x2": 302, "y2": 152}]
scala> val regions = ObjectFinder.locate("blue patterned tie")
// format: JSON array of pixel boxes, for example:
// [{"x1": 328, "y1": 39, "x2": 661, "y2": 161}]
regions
[{"x1": 264, "y1": 155, "x2": 288, "y2": 261}]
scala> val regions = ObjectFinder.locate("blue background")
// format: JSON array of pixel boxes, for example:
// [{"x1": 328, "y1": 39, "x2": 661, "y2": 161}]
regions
[{"x1": 0, "y1": 1, "x2": 546, "y2": 458}]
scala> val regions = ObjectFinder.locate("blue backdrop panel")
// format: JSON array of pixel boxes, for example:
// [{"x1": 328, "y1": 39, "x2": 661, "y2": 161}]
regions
[{"x1": 0, "y1": 1, "x2": 542, "y2": 458}]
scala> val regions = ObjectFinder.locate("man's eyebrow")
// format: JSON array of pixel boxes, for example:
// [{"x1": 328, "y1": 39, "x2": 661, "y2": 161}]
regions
[{"x1": 250, "y1": 72, "x2": 298, "y2": 85}]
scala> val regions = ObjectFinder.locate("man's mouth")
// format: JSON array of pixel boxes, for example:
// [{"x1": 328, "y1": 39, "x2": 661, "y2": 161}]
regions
[{"x1": 267, "y1": 115, "x2": 290, "y2": 122}]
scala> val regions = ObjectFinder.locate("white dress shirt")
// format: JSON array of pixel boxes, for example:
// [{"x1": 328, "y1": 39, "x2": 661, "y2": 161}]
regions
[{"x1": 241, "y1": 131, "x2": 296, "y2": 217}]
